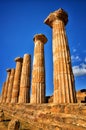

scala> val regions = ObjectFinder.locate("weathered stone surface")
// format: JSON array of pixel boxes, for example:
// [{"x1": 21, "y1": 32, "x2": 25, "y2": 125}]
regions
[
  {"x1": 8, "y1": 119, "x2": 20, "y2": 130},
  {"x1": 76, "y1": 89, "x2": 86, "y2": 103},
  {"x1": 45, "y1": 95, "x2": 53, "y2": 103},
  {"x1": 6, "y1": 69, "x2": 15, "y2": 103},
  {"x1": 18, "y1": 54, "x2": 31, "y2": 103},
  {"x1": 0, "y1": 109, "x2": 4, "y2": 122},
  {"x1": 11, "y1": 57, "x2": 23, "y2": 103},
  {"x1": 0, "y1": 103, "x2": 86, "y2": 130},
  {"x1": 3, "y1": 69, "x2": 11, "y2": 103},
  {"x1": 31, "y1": 34, "x2": 47, "y2": 104},
  {"x1": 48, "y1": 95, "x2": 53, "y2": 103},
  {"x1": 1, "y1": 82, "x2": 6, "y2": 103},
  {"x1": 44, "y1": 8, "x2": 77, "y2": 103}
]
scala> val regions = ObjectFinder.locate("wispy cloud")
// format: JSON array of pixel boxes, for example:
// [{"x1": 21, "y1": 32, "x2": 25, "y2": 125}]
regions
[
  {"x1": 71, "y1": 55, "x2": 81, "y2": 62},
  {"x1": 80, "y1": 63, "x2": 86, "y2": 68},
  {"x1": 72, "y1": 63, "x2": 86, "y2": 76},
  {"x1": 73, "y1": 49, "x2": 76, "y2": 52}
]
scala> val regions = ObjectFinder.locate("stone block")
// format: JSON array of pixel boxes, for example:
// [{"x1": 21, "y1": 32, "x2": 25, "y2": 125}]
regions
[{"x1": 8, "y1": 119, "x2": 20, "y2": 130}]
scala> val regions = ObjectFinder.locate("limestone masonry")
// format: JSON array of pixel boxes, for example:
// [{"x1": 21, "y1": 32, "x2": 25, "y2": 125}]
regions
[
  {"x1": 6, "y1": 69, "x2": 15, "y2": 103},
  {"x1": 2, "y1": 69, "x2": 11, "y2": 103},
  {"x1": 0, "y1": 8, "x2": 86, "y2": 130},
  {"x1": 11, "y1": 57, "x2": 23, "y2": 103},
  {"x1": 18, "y1": 54, "x2": 31, "y2": 103},
  {"x1": 44, "y1": 8, "x2": 76, "y2": 103},
  {"x1": 31, "y1": 34, "x2": 47, "y2": 104}
]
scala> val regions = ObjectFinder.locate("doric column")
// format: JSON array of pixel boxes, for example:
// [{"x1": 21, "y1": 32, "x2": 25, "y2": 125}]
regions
[
  {"x1": 44, "y1": 8, "x2": 76, "y2": 103},
  {"x1": 3, "y1": 69, "x2": 11, "y2": 103},
  {"x1": 18, "y1": 54, "x2": 31, "y2": 103},
  {"x1": 11, "y1": 57, "x2": 23, "y2": 103},
  {"x1": 6, "y1": 69, "x2": 15, "y2": 103},
  {"x1": 31, "y1": 34, "x2": 47, "y2": 104},
  {"x1": 1, "y1": 82, "x2": 6, "y2": 103}
]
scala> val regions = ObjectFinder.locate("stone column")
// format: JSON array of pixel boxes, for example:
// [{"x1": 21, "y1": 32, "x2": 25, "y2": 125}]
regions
[
  {"x1": 11, "y1": 57, "x2": 23, "y2": 103},
  {"x1": 18, "y1": 54, "x2": 31, "y2": 103},
  {"x1": 31, "y1": 34, "x2": 47, "y2": 104},
  {"x1": 3, "y1": 69, "x2": 11, "y2": 103},
  {"x1": 1, "y1": 82, "x2": 6, "y2": 103},
  {"x1": 44, "y1": 8, "x2": 76, "y2": 103},
  {"x1": 6, "y1": 69, "x2": 15, "y2": 103}
]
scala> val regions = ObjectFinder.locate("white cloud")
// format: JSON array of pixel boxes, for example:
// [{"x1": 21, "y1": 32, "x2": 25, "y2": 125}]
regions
[
  {"x1": 80, "y1": 63, "x2": 86, "y2": 69},
  {"x1": 71, "y1": 55, "x2": 81, "y2": 62},
  {"x1": 71, "y1": 55, "x2": 75, "y2": 60},
  {"x1": 76, "y1": 56, "x2": 80, "y2": 60},
  {"x1": 73, "y1": 49, "x2": 76, "y2": 52},
  {"x1": 72, "y1": 63, "x2": 86, "y2": 76}
]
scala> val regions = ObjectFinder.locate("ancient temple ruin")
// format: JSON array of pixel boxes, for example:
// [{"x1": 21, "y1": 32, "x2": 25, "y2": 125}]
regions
[
  {"x1": 0, "y1": 8, "x2": 86, "y2": 130},
  {"x1": 1, "y1": 8, "x2": 77, "y2": 104}
]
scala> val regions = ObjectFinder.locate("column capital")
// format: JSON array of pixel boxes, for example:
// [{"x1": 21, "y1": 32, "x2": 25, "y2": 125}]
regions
[
  {"x1": 33, "y1": 34, "x2": 48, "y2": 44},
  {"x1": 11, "y1": 68, "x2": 15, "y2": 73},
  {"x1": 44, "y1": 8, "x2": 68, "y2": 28},
  {"x1": 11, "y1": 68, "x2": 15, "y2": 70},
  {"x1": 14, "y1": 57, "x2": 23, "y2": 62},
  {"x1": 24, "y1": 54, "x2": 31, "y2": 58},
  {"x1": 23, "y1": 54, "x2": 31, "y2": 63},
  {"x1": 6, "y1": 68, "x2": 11, "y2": 72}
]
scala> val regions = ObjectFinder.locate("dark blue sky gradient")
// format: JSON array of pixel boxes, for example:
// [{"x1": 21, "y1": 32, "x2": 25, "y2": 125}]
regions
[{"x1": 0, "y1": 0, "x2": 86, "y2": 95}]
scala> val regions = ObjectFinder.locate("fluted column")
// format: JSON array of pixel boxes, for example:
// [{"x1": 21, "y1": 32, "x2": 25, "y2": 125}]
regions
[
  {"x1": 11, "y1": 57, "x2": 23, "y2": 103},
  {"x1": 31, "y1": 34, "x2": 47, "y2": 104},
  {"x1": 3, "y1": 69, "x2": 11, "y2": 103},
  {"x1": 1, "y1": 82, "x2": 6, "y2": 103},
  {"x1": 44, "y1": 8, "x2": 76, "y2": 103},
  {"x1": 6, "y1": 69, "x2": 15, "y2": 103},
  {"x1": 18, "y1": 54, "x2": 31, "y2": 103}
]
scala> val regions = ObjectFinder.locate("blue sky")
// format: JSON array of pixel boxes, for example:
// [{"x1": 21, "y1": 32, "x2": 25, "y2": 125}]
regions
[{"x1": 0, "y1": 0, "x2": 86, "y2": 96}]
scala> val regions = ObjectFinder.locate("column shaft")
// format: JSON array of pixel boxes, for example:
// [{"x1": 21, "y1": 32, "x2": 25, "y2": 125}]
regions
[
  {"x1": 6, "y1": 69, "x2": 15, "y2": 103},
  {"x1": 18, "y1": 54, "x2": 31, "y2": 103},
  {"x1": 53, "y1": 21, "x2": 75, "y2": 103},
  {"x1": 3, "y1": 69, "x2": 11, "y2": 103},
  {"x1": 1, "y1": 82, "x2": 6, "y2": 103},
  {"x1": 11, "y1": 57, "x2": 23, "y2": 103}
]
